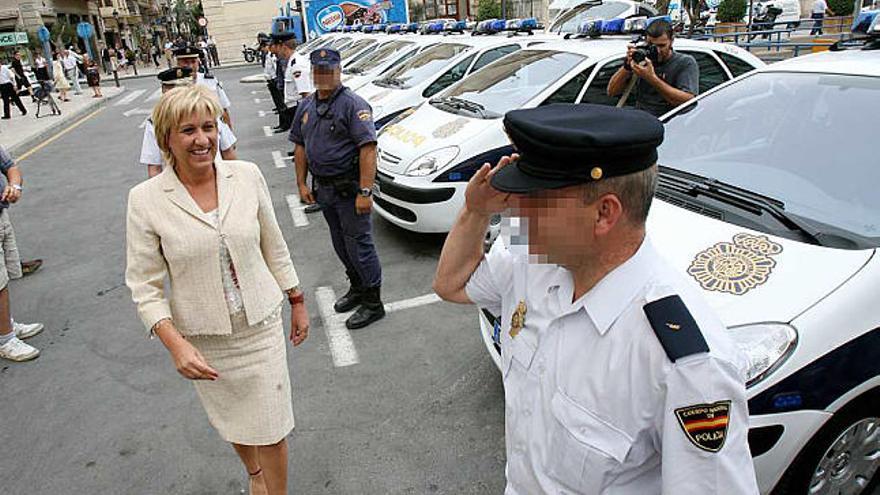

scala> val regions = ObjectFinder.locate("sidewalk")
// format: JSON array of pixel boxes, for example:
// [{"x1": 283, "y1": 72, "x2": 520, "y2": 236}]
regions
[
  {"x1": 111, "y1": 59, "x2": 256, "y2": 82},
  {"x1": 1, "y1": 85, "x2": 125, "y2": 157}
]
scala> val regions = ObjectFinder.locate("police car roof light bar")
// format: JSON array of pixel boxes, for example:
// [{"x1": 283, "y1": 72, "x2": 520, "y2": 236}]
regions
[
  {"x1": 363, "y1": 25, "x2": 374, "y2": 33},
  {"x1": 601, "y1": 18, "x2": 625, "y2": 34},
  {"x1": 407, "y1": 22, "x2": 419, "y2": 32}
]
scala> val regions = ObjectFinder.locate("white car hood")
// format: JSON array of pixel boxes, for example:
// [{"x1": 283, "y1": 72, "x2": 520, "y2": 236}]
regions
[
  {"x1": 648, "y1": 199, "x2": 871, "y2": 326},
  {"x1": 377, "y1": 104, "x2": 496, "y2": 174}
]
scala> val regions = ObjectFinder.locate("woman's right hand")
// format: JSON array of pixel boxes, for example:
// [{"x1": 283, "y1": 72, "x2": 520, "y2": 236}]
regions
[{"x1": 166, "y1": 336, "x2": 219, "y2": 381}]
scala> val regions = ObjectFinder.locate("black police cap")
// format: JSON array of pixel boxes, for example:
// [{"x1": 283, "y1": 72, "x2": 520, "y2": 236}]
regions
[
  {"x1": 157, "y1": 67, "x2": 193, "y2": 85},
  {"x1": 491, "y1": 104, "x2": 664, "y2": 194},
  {"x1": 310, "y1": 48, "x2": 341, "y2": 68},
  {"x1": 173, "y1": 45, "x2": 200, "y2": 59},
  {"x1": 271, "y1": 32, "x2": 296, "y2": 43}
]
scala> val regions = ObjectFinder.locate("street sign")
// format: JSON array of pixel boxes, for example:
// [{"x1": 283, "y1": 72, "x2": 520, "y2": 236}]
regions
[
  {"x1": 197, "y1": 17, "x2": 208, "y2": 27},
  {"x1": 0, "y1": 32, "x2": 29, "y2": 47}
]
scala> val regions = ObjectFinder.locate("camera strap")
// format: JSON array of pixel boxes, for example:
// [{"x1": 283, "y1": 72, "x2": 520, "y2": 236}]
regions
[{"x1": 617, "y1": 76, "x2": 637, "y2": 108}]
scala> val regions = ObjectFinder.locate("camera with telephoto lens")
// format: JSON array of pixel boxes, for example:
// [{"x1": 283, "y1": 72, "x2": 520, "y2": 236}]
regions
[{"x1": 631, "y1": 42, "x2": 660, "y2": 65}]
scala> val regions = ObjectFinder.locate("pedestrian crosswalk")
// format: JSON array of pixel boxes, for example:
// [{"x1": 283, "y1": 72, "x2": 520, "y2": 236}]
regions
[{"x1": 114, "y1": 89, "x2": 145, "y2": 106}]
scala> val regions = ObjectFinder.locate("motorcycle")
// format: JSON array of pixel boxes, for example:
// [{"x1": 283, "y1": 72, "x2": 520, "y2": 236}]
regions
[
  {"x1": 242, "y1": 44, "x2": 259, "y2": 64},
  {"x1": 750, "y1": 2, "x2": 784, "y2": 40}
]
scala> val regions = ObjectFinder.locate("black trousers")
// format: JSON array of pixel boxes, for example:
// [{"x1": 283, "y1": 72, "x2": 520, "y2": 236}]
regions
[
  {"x1": 0, "y1": 83, "x2": 26, "y2": 118},
  {"x1": 280, "y1": 104, "x2": 297, "y2": 131},
  {"x1": 267, "y1": 79, "x2": 285, "y2": 126}
]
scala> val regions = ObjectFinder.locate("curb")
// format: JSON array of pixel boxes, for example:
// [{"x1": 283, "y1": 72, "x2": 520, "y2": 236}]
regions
[{"x1": 8, "y1": 87, "x2": 127, "y2": 158}]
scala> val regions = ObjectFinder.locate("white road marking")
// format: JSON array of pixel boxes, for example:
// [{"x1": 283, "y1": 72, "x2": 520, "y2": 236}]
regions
[
  {"x1": 145, "y1": 88, "x2": 162, "y2": 102},
  {"x1": 285, "y1": 193, "x2": 310, "y2": 227},
  {"x1": 258, "y1": 110, "x2": 268, "y2": 117},
  {"x1": 272, "y1": 150, "x2": 290, "y2": 168},
  {"x1": 254, "y1": 98, "x2": 262, "y2": 104},
  {"x1": 263, "y1": 125, "x2": 273, "y2": 137},
  {"x1": 251, "y1": 89, "x2": 269, "y2": 95},
  {"x1": 138, "y1": 118, "x2": 149, "y2": 129},
  {"x1": 384, "y1": 293, "x2": 442, "y2": 314},
  {"x1": 315, "y1": 287, "x2": 360, "y2": 367},
  {"x1": 114, "y1": 89, "x2": 145, "y2": 106},
  {"x1": 123, "y1": 107, "x2": 151, "y2": 117}
]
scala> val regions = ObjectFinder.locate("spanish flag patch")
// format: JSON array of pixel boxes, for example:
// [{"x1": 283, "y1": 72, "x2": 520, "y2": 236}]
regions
[{"x1": 674, "y1": 400, "x2": 731, "y2": 453}]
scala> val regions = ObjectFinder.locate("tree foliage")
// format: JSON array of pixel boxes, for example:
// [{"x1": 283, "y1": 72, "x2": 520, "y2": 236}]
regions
[
  {"x1": 477, "y1": 0, "x2": 502, "y2": 21},
  {"x1": 827, "y1": 0, "x2": 854, "y2": 16},
  {"x1": 716, "y1": 0, "x2": 748, "y2": 23}
]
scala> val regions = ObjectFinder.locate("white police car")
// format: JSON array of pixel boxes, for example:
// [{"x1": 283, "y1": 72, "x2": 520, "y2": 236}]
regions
[
  {"x1": 477, "y1": 13, "x2": 880, "y2": 494},
  {"x1": 373, "y1": 29, "x2": 763, "y2": 233},
  {"x1": 356, "y1": 19, "x2": 555, "y2": 126},
  {"x1": 548, "y1": 0, "x2": 659, "y2": 33},
  {"x1": 342, "y1": 26, "x2": 442, "y2": 91}
]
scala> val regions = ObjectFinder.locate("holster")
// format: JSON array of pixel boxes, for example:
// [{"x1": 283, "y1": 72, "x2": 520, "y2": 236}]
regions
[{"x1": 315, "y1": 156, "x2": 360, "y2": 199}]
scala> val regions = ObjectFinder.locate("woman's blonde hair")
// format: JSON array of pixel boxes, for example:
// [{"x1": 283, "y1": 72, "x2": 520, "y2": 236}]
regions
[{"x1": 151, "y1": 84, "x2": 223, "y2": 167}]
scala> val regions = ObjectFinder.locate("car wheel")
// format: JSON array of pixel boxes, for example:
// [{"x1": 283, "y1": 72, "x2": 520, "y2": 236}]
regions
[{"x1": 773, "y1": 394, "x2": 880, "y2": 495}]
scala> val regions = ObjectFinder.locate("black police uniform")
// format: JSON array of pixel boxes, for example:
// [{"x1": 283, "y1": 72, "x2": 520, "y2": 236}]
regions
[{"x1": 289, "y1": 49, "x2": 385, "y2": 330}]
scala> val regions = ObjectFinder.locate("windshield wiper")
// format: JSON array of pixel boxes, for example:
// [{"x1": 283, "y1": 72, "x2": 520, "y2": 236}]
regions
[
  {"x1": 344, "y1": 67, "x2": 364, "y2": 75},
  {"x1": 376, "y1": 77, "x2": 405, "y2": 88},
  {"x1": 436, "y1": 96, "x2": 499, "y2": 118},
  {"x1": 658, "y1": 167, "x2": 826, "y2": 246}
]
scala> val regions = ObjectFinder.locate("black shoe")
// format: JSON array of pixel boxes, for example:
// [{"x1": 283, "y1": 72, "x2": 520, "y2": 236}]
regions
[
  {"x1": 287, "y1": 150, "x2": 294, "y2": 157},
  {"x1": 304, "y1": 203, "x2": 323, "y2": 214},
  {"x1": 274, "y1": 127, "x2": 290, "y2": 134},
  {"x1": 345, "y1": 287, "x2": 385, "y2": 329},
  {"x1": 334, "y1": 286, "x2": 364, "y2": 313},
  {"x1": 272, "y1": 125, "x2": 284, "y2": 130}
]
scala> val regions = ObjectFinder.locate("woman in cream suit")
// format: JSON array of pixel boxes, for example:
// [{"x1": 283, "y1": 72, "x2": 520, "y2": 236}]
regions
[{"x1": 126, "y1": 85, "x2": 308, "y2": 495}]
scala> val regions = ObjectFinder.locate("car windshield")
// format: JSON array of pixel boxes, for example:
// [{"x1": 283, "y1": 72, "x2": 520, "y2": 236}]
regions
[
  {"x1": 659, "y1": 71, "x2": 880, "y2": 247},
  {"x1": 375, "y1": 43, "x2": 471, "y2": 89},
  {"x1": 549, "y1": 1, "x2": 630, "y2": 32},
  {"x1": 438, "y1": 50, "x2": 586, "y2": 119},
  {"x1": 298, "y1": 36, "x2": 329, "y2": 54},
  {"x1": 327, "y1": 37, "x2": 354, "y2": 51},
  {"x1": 344, "y1": 40, "x2": 414, "y2": 74},
  {"x1": 340, "y1": 39, "x2": 377, "y2": 59}
]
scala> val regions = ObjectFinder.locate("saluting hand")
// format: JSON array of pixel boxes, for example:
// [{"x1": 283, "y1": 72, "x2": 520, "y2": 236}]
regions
[{"x1": 464, "y1": 154, "x2": 518, "y2": 216}]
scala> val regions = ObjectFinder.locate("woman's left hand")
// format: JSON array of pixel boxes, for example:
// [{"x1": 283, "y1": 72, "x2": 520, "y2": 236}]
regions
[{"x1": 290, "y1": 302, "x2": 310, "y2": 347}]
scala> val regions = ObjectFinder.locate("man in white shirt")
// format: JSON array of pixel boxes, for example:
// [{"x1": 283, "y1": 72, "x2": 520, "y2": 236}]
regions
[
  {"x1": 173, "y1": 45, "x2": 233, "y2": 128},
  {"x1": 140, "y1": 67, "x2": 237, "y2": 178},
  {"x1": 61, "y1": 48, "x2": 83, "y2": 95},
  {"x1": 276, "y1": 35, "x2": 314, "y2": 132},
  {"x1": 434, "y1": 104, "x2": 758, "y2": 494},
  {"x1": 810, "y1": 0, "x2": 835, "y2": 35},
  {"x1": 0, "y1": 62, "x2": 26, "y2": 119}
]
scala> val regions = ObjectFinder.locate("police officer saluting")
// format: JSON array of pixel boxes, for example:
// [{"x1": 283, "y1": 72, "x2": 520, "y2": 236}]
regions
[
  {"x1": 434, "y1": 104, "x2": 758, "y2": 494},
  {"x1": 139, "y1": 67, "x2": 238, "y2": 177},
  {"x1": 290, "y1": 49, "x2": 385, "y2": 330},
  {"x1": 173, "y1": 45, "x2": 234, "y2": 128}
]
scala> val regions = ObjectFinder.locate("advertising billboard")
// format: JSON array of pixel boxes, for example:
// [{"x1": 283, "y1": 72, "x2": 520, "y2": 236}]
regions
[{"x1": 303, "y1": 0, "x2": 409, "y2": 39}]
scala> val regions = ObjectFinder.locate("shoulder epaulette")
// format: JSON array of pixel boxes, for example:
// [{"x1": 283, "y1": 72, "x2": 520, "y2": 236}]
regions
[{"x1": 643, "y1": 295, "x2": 709, "y2": 362}]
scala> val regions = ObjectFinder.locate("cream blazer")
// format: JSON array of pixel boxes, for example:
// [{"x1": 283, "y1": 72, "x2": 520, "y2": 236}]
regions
[{"x1": 125, "y1": 160, "x2": 299, "y2": 337}]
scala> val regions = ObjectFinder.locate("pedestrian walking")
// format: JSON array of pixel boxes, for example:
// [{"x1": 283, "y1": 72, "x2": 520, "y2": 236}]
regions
[
  {"x1": 198, "y1": 37, "x2": 212, "y2": 69},
  {"x1": 140, "y1": 67, "x2": 238, "y2": 178},
  {"x1": 810, "y1": 0, "x2": 835, "y2": 35},
  {"x1": 61, "y1": 48, "x2": 82, "y2": 95},
  {"x1": 433, "y1": 104, "x2": 759, "y2": 494},
  {"x1": 10, "y1": 52, "x2": 34, "y2": 102},
  {"x1": 118, "y1": 48, "x2": 129, "y2": 75},
  {"x1": 0, "y1": 61, "x2": 27, "y2": 119},
  {"x1": 33, "y1": 54, "x2": 50, "y2": 82},
  {"x1": 0, "y1": 145, "x2": 45, "y2": 363},
  {"x1": 151, "y1": 44, "x2": 161, "y2": 68},
  {"x1": 174, "y1": 45, "x2": 233, "y2": 128},
  {"x1": 52, "y1": 54, "x2": 70, "y2": 102},
  {"x1": 208, "y1": 35, "x2": 221, "y2": 66},
  {"x1": 290, "y1": 48, "x2": 385, "y2": 330},
  {"x1": 83, "y1": 54, "x2": 102, "y2": 98},
  {"x1": 164, "y1": 40, "x2": 174, "y2": 69},
  {"x1": 126, "y1": 84, "x2": 309, "y2": 495}
]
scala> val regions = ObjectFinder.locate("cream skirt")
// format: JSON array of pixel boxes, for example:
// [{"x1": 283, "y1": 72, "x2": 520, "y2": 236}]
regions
[{"x1": 189, "y1": 309, "x2": 294, "y2": 446}]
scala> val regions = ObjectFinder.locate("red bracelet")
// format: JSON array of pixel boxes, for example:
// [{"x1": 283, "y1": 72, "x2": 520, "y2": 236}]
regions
[{"x1": 288, "y1": 291, "x2": 305, "y2": 306}]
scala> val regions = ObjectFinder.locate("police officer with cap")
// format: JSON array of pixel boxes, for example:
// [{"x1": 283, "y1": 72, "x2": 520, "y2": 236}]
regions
[
  {"x1": 434, "y1": 104, "x2": 758, "y2": 494},
  {"x1": 276, "y1": 33, "x2": 313, "y2": 133},
  {"x1": 140, "y1": 67, "x2": 238, "y2": 177},
  {"x1": 173, "y1": 45, "x2": 233, "y2": 128},
  {"x1": 290, "y1": 48, "x2": 385, "y2": 330}
]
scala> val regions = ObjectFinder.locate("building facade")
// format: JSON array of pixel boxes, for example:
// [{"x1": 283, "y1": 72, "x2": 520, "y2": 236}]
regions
[{"x1": 200, "y1": 0, "x2": 280, "y2": 64}]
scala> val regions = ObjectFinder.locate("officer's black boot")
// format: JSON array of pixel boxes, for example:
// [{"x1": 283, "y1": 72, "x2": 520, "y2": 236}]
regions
[
  {"x1": 334, "y1": 272, "x2": 364, "y2": 313},
  {"x1": 345, "y1": 286, "x2": 385, "y2": 330}
]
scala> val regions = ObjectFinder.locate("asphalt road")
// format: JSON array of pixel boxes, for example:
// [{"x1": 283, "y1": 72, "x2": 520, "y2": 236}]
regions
[{"x1": 0, "y1": 65, "x2": 505, "y2": 494}]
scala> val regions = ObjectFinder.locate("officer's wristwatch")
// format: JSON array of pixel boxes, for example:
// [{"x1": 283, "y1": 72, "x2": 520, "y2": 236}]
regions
[{"x1": 358, "y1": 187, "x2": 373, "y2": 197}]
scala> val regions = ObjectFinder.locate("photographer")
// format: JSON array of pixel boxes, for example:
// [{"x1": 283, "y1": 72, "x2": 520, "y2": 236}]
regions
[{"x1": 607, "y1": 19, "x2": 699, "y2": 117}]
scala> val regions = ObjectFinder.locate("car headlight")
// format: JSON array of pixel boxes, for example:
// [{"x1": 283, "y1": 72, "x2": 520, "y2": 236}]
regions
[
  {"x1": 727, "y1": 323, "x2": 797, "y2": 387},
  {"x1": 404, "y1": 146, "x2": 459, "y2": 177}
]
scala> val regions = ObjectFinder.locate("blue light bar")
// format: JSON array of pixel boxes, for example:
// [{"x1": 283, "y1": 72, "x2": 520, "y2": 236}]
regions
[
  {"x1": 407, "y1": 22, "x2": 419, "y2": 32},
  {"x1": 343, "y1": 25, "x2": 353, "y2": 32},
  {"x1": 852, "y1": 10, "x2": 879, "y2": 34},
  {"x1": 506, "y1": 19, "x2": 520, "y2": 30},
  {"x1": 520, "y1": 18, "x2": 538, "y2": 30},
  {"x1": 427, "y1": 21, "x2": 444, "y2": 33},
  {"x1": 353, "y1": 24, "x2": 363, "y2": 32},
  {"x1": 490, "y1": 19, "x2": 507, "y2": 31},
  {"x1": 447, "y1": 20, "x2": 467, "y2": 31},
  {"x1": 363, "y1": 25, "x2": 374, "y2": 33},
  {"x1": 601, "y1": 18, "x2": 625, "y2": 34},
  {"x1": 388, "y1": 24, "x2": 402, "y2": 33},
  {"x1": 376, "y1": 23, "x2": 387, "y2": 32},
  {"x1": 578, "y1": 19, "x2": 603, "y2": 35}
]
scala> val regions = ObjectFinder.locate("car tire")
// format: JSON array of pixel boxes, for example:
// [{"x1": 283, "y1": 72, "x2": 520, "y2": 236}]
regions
[{"x1": 772, "y1": 390, "x2": 880, "y2": 495}]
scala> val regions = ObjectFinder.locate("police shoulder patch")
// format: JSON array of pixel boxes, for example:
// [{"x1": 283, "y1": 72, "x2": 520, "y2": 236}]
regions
[
  {"x1": 293, "y1": 71, "x2": 302, "y2": 77},
  {"x1": 357, "y1": 109, "x2": 372, "y2": 122},
  {"x1": 675, "y1": 400, "x2": 731, "y2": 453},
  {"x1": 643, "y1": 295, "x2": 709, "y2": 362}
]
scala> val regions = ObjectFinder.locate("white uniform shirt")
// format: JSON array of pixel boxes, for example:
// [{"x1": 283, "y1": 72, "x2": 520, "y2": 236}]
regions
[
  {"x1": 62, "y1": 53, "x2": 79, "y2": 71},
  {"x1": 196, "y1": 72, "x2": 232, "y2": 110},
  {"x1": 264, "y1": 52, "x2": 277, "y2": 81},
  {"x1": 812, "y1": 0, "x2": 828, "y2": 13},
  {"x1": 466, "y1": 237, "x2": 759, "y2": 495},
  {"x1": 283, "y1": 57, "x2": 314, "y2": 107},
  {"x1": 0, "y1": 65, "x2": 13, "y2": 85},
  {"x1": 139, "y1": 118, "x2": 236, "y2": 166}
]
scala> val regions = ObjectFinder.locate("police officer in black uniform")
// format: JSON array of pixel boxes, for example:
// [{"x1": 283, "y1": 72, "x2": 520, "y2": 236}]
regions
[{"x1": 290, "y1": 49, "x2": 385, "y2": 330}]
